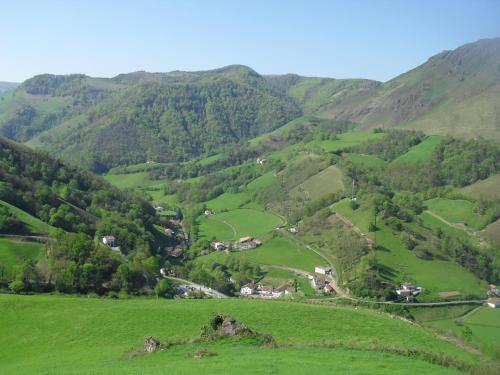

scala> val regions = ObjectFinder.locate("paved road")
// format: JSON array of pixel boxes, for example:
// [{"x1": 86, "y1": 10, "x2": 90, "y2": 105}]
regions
[
  {"x1": 164, "y1": 276, "x2": 229, "y2": 299},
  {"x1": 315, "y1": 296, "x2": 486, "y2": 307}
]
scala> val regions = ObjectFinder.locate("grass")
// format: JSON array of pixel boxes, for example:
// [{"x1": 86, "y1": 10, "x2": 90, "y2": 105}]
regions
[
  {"x1": 344, "y1": 153, "x2": 387, "y2": 169},
  {"x1": 246, "y1": 171, "x2": 276, "y2": 191},
  {"x1": 290, "y1": 165, "x2": 344, "y2": 201},
  {"x1": 0, "y1": 294, "x2": 478, "y2": 374},
  {"x1": 390, "y1": 136, "x2": 444, "y2": 165},
  {"x1": 204, "y1": 192, "x2": 250, "y2": 211},
  {"x1": 460, "y1": 174, "x2": 500, "y2": 200},
  {"x1": 0, "y1": 200, "x2": 53, "y2": 234},
  {"x1": 331, "y1": 199, "x2": 486, "y2": 300},
  {"x1": 425, "y1": 198, "x2": 487, "y2": 230},
  {"x1": 306, "y1": 132, "x2": 386, "y2": 152},
  {"x1": 482, "y1": 219, "x2": 500, "y2": 242},
  {"x1": 104, "y1": 172, "x2": 166, "y2": 190},
  {"x1": 0, "y1": 238, "x2": 45, "y2": 278},
  {"x1": 259, "y1": 267, "x2": 315, "y2": 296},
  {"x1": 428, "y1": 306, "x2": 500, "y2": 358},
  {"x1": 198, "y1": 209, "x2": 283, "y2": 241}
]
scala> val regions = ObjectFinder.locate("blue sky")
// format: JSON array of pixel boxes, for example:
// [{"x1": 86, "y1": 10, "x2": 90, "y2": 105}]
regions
[{"x1": 1, "y1": 0, "x2": 499, "y2": 82}]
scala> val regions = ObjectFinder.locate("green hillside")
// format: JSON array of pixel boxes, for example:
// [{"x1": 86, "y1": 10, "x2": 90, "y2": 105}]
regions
[{"x1": 0, "y1": 294, "x2": 489, "y2": 374}]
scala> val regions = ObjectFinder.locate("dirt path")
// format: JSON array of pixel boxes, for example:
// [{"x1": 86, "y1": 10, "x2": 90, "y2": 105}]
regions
[
  {"x1": 283, "y1": 232, "x2": 349, "y2": 298},
  {"x1": 331, "y1": 211, "x2": 374, "y2": 248},
  {"x1": 208, "y1": 216, "x2": 237, "y2": 238}
]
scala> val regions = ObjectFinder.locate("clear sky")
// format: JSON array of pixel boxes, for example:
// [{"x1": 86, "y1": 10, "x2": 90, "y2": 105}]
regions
[{"x1": 1, "y1": 0, "x2": 499, "y2": 82}]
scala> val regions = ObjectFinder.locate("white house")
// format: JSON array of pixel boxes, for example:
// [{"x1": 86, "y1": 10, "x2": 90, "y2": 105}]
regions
[
  {"x1": 396, "y1": 283, "x2": 423, "y2": 301},
  {"x1": 240, "y1": 282, "x2": 256, "y2": 295},
  {"x1": 289, "y1": 227, "x2": 299, "y2": 234},
  {"x1": 315, "y1": 266, "x2": 332, "y2": 275},
  {"x1": 102, "y1": 235, "x2": 116, "y2": 247},
  {"x1": 487, "y1": 297, "x2": 500, "y2": 308},
  {"x1": 204, "y1": 209, "x2": 213, "y2": 216},
  {"x1": 273, "y1": 284, "x2": 290, "y2": 298},
  {"x1": 211, "y1": 241, "x2": 226, "y2": 251}
]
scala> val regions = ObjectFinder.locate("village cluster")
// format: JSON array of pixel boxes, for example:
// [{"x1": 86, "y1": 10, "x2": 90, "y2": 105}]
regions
[{"x1": 239, "y1": 266, "x2": 335, "y2": 299}]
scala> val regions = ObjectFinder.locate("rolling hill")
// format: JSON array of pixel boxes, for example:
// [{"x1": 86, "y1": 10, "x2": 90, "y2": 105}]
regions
[{"x1": 1, "y1": 38, "x2": 499, "y2": 172}]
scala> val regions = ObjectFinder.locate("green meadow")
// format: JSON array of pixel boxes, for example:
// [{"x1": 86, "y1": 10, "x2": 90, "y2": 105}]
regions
[
  {"x1": 391, "y1": 136, "x2": 443, "y2": 165},
  {"x1": 344, "y1": 153, "x2": 387, "y2": 169},
  {"x1": 0, "y1": 294, "x2": 479, "y2": 374},
  {"x1": 204, "y1": 192, "x2": 251, "y2": 211},
  {"x1": 290, "y1": 165, "x2": 345, "y2": 201},
  {"x1": 425, "y1": 198, "x2": 488, "y2": 230},
  {"x1": 104, "y1": 172, "x2": 166, "y2": 190},
  {"x1": 307, "y1": 132, "x2": 386, "y2": 152},
  {"x1": 331, "y1": 199, "x2": 486, "y2": 300},
  {"x1": 427, "y1": 306, "x2": 500, "y2": 358},
  {"x1": 0, "y1": 200, "x2": 53, "y2": 234},
  {"x1": 460, "y1": 173, "x2": 500, "y2": 200},
  {"x1": 0, "y1": 238, "x2": 45, "y2": 278},
  {"x1": 198, "y1": 209, "x2": 283, "y2": 241}
]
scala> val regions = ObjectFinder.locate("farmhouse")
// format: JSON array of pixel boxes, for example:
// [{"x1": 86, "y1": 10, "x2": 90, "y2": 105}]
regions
[
  {"x1": 211, "y1": 241, "x2": 226, "y2": 251},
  {"x1": 289, "y1": 227, "x2": 299, "y2": 234},
  {"x1": 273, "y1": 284, "x2": 290, "y2": 298},
  {"x1": 258, "y1": 284, "x2": 274, "y2": 297},
  {"x1": 324, "y1": 284, "x2": 334, "y2": 294},
  {"x1": 239, "y1": 236, "x2": 253, "y2": 243},
  {"x1": 315, "y1": 266, "x2": 332, "y2": 275},
  {"x1": 396, "y1": 283, "x2": 423, "y2": 301},
  {"x1": 102, "y1": 235, "x2": 116, "y2": 247},
  {"x1": 309, "y1": 274, "x2": 327, "y2": 290},
  {"x1": 168, "y1": 245, "x2": 184, "y2": 258},
  {"x1": 204, "y1": 209, "x2": 213, "y2": 216},
  {"x1": 240, "y1": 282, "x2": 256, "y2": 295},
  {"x1": 487, "y1": 297, "x2": 500, "y2": 308}
]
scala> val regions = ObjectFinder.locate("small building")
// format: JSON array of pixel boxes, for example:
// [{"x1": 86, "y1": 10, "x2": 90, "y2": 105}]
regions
[
  {"x1": 169, "y1": 245, "x2": 184, "y2": 258},
  {"x1": 289, "y1": 227, "x2": 299, "y2": 234},
  {"x1": 310, "y1": 274, "x2": 326, "y2": 290},
  {"x1": 396, "y1": 283, "x2": 423, "y2": 301},
  {"x1": 211, "y1": 241, "x2": 226, "y2": 251},
  {"x1": 324, "y1": 284, "x2": 335, "y2": 294},
  {"x1": 204, "y1": 209, "x2": 213, "y2": 216},
  {"x1": 256, "y1": 157, "x2": 267, "y2": 165},
  {"x1": 102, "y1": 235, "x2": 116, "y2": 247},
  {"x1": 154, "y1": 205, "x2": 165, "y2": 212},
  {"x1": 258, "y1": 284, "x2": 274, "y2": 296},
  {"x1": 240, "y1": 282, "x2": 256, "y2": 295},
  {"x1": 315, "y1": 266, "x2": 332, "y2": 275},
  {"x1": 273, "y1": 284, "x2": 290, "y2": 298},
  {"x1": 239, "y1": 236, "x2": 254, "y2": 244},
  {"x1": 487, "y1": 297, "x2": 500, "y2": 308},
  {"x1": 164, "y1": 228, "x2": 174, "y2": 237}
]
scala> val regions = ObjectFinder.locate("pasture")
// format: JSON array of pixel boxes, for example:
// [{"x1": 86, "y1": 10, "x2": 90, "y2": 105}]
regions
[
  {"x1": 425, "y1": 198, "x2": 487, "y2": 230},
  {"x1": 290, "y1": 165, "x2": 345, "y2": 201},
  {"x1": 0, "y1": 238, "x2": 45, "y2": 278},
  {"x1": 0, "y1": 200, "x2": 53, "y2": 234},
  {"x1": 307, "y1": 132, "x2": 386, "y2": 153},
  {"x1": 390, "y1": 136, "x2": 443, "y2": 165},
  {"x1": 204, "y1": 192, "x2": 250, "y2": 211},
  {"x1": 331, "y1": 199, "x2": 485, "y2": 300},
  {"x1": 344, "y1": 153, "x2": 387, "y2": 169},
  {"x1": 460, "y1": 173, "x2": 500, "y2": 200},
  {"x1": 427, "y1": 306, "x2": 500, "y2": 358},
  {"x1": 0, "y1": 294, "x2": 478, "y2": 374},
  {"x1": 198, "y1": 209, "x2": 283, "y2": 241}
]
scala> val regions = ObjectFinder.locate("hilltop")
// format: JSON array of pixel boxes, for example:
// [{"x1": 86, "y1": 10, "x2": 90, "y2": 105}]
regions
[{"x1": 1, "y1": 39, "x2": 499, "y2": 171}]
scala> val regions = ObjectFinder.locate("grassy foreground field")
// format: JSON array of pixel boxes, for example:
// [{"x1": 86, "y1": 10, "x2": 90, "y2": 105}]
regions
[
  {"x1": 0, "y1": 294, "x2": 480, "y2": 374},
  {"x1": 0, "y1": 238, "x2": 45, "y2": 278}
]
